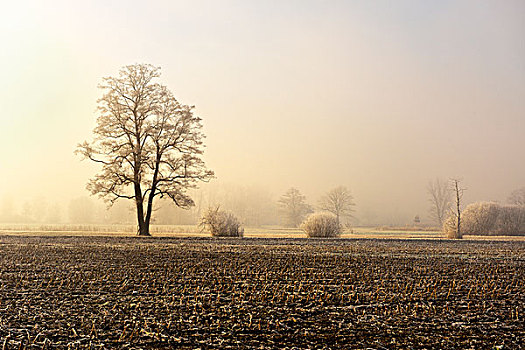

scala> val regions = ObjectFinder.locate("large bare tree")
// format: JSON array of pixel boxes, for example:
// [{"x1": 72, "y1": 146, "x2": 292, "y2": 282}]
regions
[
  {"x1": 427, "y1": 178, "x2": 452, "y2": 227},
  {"x1": 278, "y1": 188, "x2": 312, "y2": 227},
  {"x1": 77, "y1": 64, "x2": 213, "y2": 236},
  {"x1": 318, "y1": 186, "x2": 355, "y2": 226}
]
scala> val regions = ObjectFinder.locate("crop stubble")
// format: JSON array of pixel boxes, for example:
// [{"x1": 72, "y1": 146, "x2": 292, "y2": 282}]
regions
[{"x1": 0, "y1": 236, "x2": 523, "y2": 349}]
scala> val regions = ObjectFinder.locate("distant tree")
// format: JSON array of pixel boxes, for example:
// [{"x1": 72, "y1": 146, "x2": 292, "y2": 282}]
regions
[
  {"x1": 447, "y1": 178, "x2": 465, "y2": 239},
  {"x1": 318, "y1": 186, "x2": 355, "y2": 226},
  {"x1": 508, "y1": 187, "x2": 525, "y2": 206},
  {"x1": 278, "y1": 188, "x2": 312, "y2": 227},
  {"x1": 77, "y1": 64, "x2": 213, "y2": 236},
  {"x1": 427, "y1": 178, "x2": 452, "y2": 227}
]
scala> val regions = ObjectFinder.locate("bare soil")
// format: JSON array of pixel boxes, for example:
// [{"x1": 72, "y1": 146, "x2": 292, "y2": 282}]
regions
[{"x1": 0, "y1": 236, "x2": 524, "y2": 349}]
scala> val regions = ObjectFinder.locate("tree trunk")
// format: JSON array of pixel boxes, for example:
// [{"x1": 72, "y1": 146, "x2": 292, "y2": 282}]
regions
[
  {"x1": 144, "y1": 191, "x2": 155, "y2": 236},
  {"x1": 134, "y1": 183, "x2": 150, "y2": 236},
  {"x1": 454, "y1": 179, "x2": 462, "y2": 239},
  {"x1": 136, "y1": 201, "x2": 150, "y2": 236},
  {"x1": 144, "y1": 154, "x2": 161, "y2": 236}
]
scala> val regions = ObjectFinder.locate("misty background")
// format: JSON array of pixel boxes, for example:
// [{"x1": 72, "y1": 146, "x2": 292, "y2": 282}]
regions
[{"x1": 1, "y1": 1, "x2": 524, "y2": 226}]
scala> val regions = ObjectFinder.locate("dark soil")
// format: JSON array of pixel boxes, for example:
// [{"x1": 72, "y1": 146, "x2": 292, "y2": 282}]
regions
[{"x1": 0, "y1": 236, "x2": 524, "y2": 349}]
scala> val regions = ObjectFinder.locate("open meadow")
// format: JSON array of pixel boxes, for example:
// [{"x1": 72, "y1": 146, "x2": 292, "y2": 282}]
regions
[{"x1": 1, "y1": 235, "x2": 524, "y2": 349}]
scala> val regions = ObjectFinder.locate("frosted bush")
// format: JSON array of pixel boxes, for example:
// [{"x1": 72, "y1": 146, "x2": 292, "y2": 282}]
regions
[
  {"x1": 443, "y1": 202, "x2": 525, "y2": 237},
  {"x1": 443, "y1": 215, "x2": 461, "y2": 239},
  {"x1": 200, "y1": 206, "x2": 244, "y2": 237},
  {"x1": 301, "y1": 212, "x2": 341, "y2": 238},
  {"x1": 494, "y1": 205, "x2": 525, "y2": 235},
  {"x1": 461, "y1": 202, "x2": 500, "y2": 235}
]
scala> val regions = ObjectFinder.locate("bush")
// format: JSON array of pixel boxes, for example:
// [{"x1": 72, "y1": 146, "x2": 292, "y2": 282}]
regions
[
  {"x1": 199, "y1": 206, "x2": 244, "y2": 237},
  {"x1": 461, "y1": 202, "x2": 500, "y2": 235},
  {"x1": 443, "y1": 202, "x2": 525, "y2": 237},
  {"x1": 301, "y1": 212, "x2": 341, "y2": 238},
  {"x1": 494, "y1": 205, "x2": 525, "y2": 235},
  {"x1": 443, "y1": 215, "x2": 462, "y2": 239}
]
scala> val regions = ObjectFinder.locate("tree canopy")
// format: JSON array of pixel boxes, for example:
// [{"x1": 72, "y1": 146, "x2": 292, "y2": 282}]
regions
[
  {"x1": 77, "y1": 64, "x2": 213, "y2": 235},
  {"x1": 278, "y1": 188, "x2": 312, "y2": 227},
  {"x1": 318, "y1": 186, "x2": 355, "y2": 226}
]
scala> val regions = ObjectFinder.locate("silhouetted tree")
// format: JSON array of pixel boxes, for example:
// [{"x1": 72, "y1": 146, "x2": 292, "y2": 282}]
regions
[
  {"x1": 77, "y1": 64, "x2": 213, "y2": 236},
  {"x1": 427, "y1": 178, "x2": 452, "y2": 227},
  {"x1": 318, "y1": 186, "x2": 355, "y2": 226},
  {"x1": 278, "y1": 188, "x2": 312, "y2": 227}
]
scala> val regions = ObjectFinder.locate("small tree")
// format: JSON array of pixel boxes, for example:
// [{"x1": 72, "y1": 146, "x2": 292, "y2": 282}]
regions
[
  {"x1": 301, "y1": 212, "x2": 341, "y2": 238},
  {"x1": 446, "y1": 178, "x2": 465, "y2": 239},
  {"x1": 278, "y1": 188, "x2": 312, "y2": 227},
  {"x1": 427, "y1": 178, "x2": 452, "y2": 227},
  {"x1": 77, "y1": 64, "x2": 213, "y2": 236},
  {"x1": 199, "y1": 206, "x2": 244, "y2": 237},
  {"x1": 318, "y1": 186, "x2": 355, "y2": 226}
]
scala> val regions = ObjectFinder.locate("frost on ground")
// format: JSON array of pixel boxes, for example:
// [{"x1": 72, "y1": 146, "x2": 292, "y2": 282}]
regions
[{"x1": 0, "y1": 236, "x2": 523, "y2": 349}]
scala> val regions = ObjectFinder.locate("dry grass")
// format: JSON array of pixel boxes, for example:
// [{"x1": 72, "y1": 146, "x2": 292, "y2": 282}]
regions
[{"x1": 1, "y1": 223, "x2": 525, "y2": 241}]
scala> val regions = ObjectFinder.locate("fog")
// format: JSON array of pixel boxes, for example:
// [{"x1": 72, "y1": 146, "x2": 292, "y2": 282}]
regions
[{"x1": 1, "y1": 1, "x2": 524, "y2": 226}]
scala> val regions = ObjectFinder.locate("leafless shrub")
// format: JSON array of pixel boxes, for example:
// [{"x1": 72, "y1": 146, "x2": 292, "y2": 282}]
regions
[
  {"x1": 199, "y1": 206, "x2": 244, "y2": 237},
  {"x1": 443, "y1": 215, "x2": 461, "y2": 239},
  {"x1": 301, "y1": 212, "x2": 341, "y2": 238},
  {"x1": 461, "y1": 202, "x2": 500, "y2": 235}
]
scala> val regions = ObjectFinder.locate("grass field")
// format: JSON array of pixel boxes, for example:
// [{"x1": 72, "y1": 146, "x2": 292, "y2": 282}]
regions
[
  {"x1": 1, "y1": 235, "x2": 524, "y2": 349},
  {"x1": 1, "y1": 223, "x2": 524, "y2": 242}
]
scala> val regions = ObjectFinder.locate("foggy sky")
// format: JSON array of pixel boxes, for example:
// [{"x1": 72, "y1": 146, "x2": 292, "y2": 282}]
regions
[{"x1": 1, "y1": 0, "x2": 524, "y2": 224}]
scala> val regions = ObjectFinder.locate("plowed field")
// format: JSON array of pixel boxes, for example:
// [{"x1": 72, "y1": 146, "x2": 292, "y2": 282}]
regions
[{"x1": 1, "y1": 236, "x2": 523, "y2": 349}]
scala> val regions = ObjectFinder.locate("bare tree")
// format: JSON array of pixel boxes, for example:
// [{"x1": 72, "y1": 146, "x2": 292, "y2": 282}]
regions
[
  {"x1": 449, "y1": 178, "x2": 465, "y2": 239},
  {"x1": 508, "y1": 187, "x2": 525, "y2": 206},
  {"x1": 77, "y1": 64, "x2": 213, "y2": 236},
  {"x1": 427, "y1": 178, "x2": 452, "y2": 227},
  {"x1": 318, "y1": 186, "x2": 355, "y2": 226},
  {"x1": 278, "y1": 188, "x2": 312, "y2": 227}
]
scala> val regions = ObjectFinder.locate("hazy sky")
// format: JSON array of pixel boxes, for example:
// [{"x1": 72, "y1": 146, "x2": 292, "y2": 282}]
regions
[{"x1": 1, "y1": 0, "x2": 524, "y2": 223}]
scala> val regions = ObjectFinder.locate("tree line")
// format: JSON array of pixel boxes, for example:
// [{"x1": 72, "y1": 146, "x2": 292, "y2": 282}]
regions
[{"x1": 70, "y1": 63, "x2": 525, "y2": 237}]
